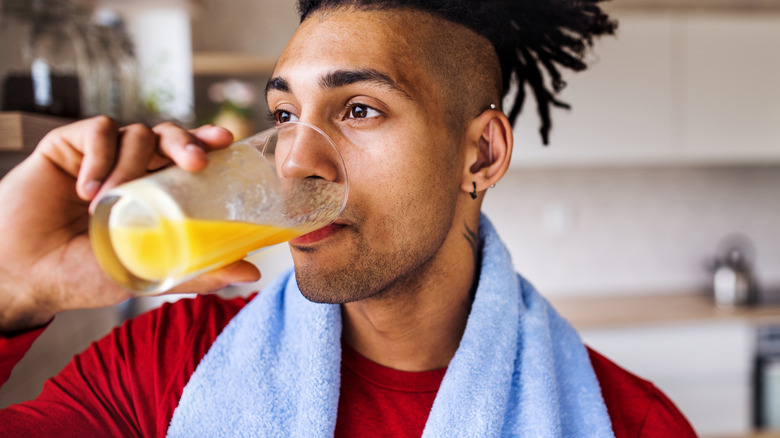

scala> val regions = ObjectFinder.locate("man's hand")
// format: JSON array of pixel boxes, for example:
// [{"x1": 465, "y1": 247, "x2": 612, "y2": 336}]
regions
[{"x1": 0, "y1": 117, "x2": 261, "y2": 334}]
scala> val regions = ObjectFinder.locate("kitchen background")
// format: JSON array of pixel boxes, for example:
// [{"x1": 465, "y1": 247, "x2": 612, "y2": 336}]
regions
[{"x1": 1, "y1": 0, "x2": 779, "y2": 436}]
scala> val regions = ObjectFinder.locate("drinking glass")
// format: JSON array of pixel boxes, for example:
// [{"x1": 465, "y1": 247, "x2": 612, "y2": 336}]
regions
[{"x1": 89, "y1": 121, "x2": 348, "y2": 295}]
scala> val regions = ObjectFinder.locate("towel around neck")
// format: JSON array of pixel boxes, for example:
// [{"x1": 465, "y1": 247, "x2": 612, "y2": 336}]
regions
[{"x1": 167, "y1": 214, "x2": 615, "y2": 437}]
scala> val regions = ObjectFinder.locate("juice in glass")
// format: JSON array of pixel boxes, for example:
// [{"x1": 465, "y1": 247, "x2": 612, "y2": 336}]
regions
[{"x1": 108, "y1": 217, "x2": 301, "y2": 281}]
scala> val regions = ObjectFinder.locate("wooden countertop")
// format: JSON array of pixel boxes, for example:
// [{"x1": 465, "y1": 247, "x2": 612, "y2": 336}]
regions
[
  {"x1": 548, "y1": 292, "x2": 780, "y2": 329},
  {"x1": 709, "y1": 432, "x2": 780, "y2": 438}
]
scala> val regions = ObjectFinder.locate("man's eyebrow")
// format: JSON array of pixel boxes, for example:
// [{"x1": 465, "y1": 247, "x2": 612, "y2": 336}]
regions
[
  {"x1": 265, "y1": 69, "x2": 411, "y2": 100},
  {"x1": 265, "y1": 77, "x2": 291, "y2": 97},
  {"x1": 320, "y1": 69, "x2": 411, "y2": 99}
]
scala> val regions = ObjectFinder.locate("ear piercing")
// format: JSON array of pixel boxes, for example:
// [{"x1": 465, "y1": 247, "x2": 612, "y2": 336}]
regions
[{"x1": 470, "y1": 182, "x2": 478, "y2": 200}]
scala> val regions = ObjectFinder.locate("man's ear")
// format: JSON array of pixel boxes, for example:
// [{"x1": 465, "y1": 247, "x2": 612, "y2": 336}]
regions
[{"x1": 460, "y1": 109, "x2": 513, "y2": 197}]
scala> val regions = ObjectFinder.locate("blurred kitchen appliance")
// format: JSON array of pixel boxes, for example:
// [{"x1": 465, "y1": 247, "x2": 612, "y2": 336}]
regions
[
  {"x1": 0, "y1": 0, "x2": 91, "y2": 118},
  {"x1": 710, "y1": 235, "x2": 758, "y2": 308},
  {"x1": 0, "y1": 0, "x2": 141, "y2": 123},
  {"x1": 755, "y1": 325, "x2": 780, "y2": 429},
  {"x1": 85, "y1": 8, "x2": 140, "y2": 122}
]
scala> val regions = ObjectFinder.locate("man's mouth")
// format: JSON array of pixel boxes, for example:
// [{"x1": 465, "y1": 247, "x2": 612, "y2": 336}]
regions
[{"x1": 290, "y1": 222, "x2": 347, "y2": 246}]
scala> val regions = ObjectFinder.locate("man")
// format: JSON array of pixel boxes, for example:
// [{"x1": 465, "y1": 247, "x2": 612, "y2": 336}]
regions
[{"x1": 0, "y1": 0, "x2": 697, "y2": 436}]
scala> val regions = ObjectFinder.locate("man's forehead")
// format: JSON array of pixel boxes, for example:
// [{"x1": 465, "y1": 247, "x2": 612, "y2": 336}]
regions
[
  {"x1": 272, "y1": 8, "x2": 439, "y2": 99},
  {"x1": 281, "y1": 8, "x2": 425, "y2": 66}
]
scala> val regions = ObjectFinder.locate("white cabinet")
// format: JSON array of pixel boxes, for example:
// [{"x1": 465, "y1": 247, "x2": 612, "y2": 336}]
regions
[
  {"x1": 581, "y1": 321, "x2": 755, "y2": 436},
  {"x1": 511, "y1": 13, "x2": 679, "y2": 167},
  {"x1": 682, "y1": 14, "x2": 780, "y2": 163},
  {"x1": 510, "y1": 12, "x2": 780, "y2": 168}
]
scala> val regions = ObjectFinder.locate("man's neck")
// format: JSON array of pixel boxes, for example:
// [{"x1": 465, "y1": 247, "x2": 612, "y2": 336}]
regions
[{"x1": 340, "y1": 222, "x2": 478, "y2": 372}]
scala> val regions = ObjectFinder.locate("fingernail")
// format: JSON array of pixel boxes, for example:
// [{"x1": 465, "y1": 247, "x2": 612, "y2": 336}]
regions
[
  {"x1": 185, "y1": 144, "x2": 209, "y2": 164},
  {"x1": 83, "y1": 180, "x2": 101, "y2": 199},
  {"x1": 207, "y1": 124, "x2": 228, "y2": 133},
  {"x1": 208, "y1": 125, "x2": 234, "y2": 139},
  {"x1": 185, "y1": 144, "x2": 205, "y2": 156}
]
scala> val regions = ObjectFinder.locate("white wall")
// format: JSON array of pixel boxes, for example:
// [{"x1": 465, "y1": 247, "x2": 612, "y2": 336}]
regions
[{"x1": 483, "y1": 164, "x2": 780, "y2": 298}]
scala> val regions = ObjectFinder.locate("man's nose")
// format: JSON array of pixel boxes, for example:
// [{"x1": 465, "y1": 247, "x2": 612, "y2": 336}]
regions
[{"x1": 276, "y1": 123, "x2": 343, "y2": 183}]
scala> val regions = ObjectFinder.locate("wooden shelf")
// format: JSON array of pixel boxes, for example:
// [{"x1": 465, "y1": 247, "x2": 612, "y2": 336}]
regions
[
  {"x1": 0, "y1": 111, "x2": 69, "y2": 152},
  {"x1": 192, "y1": 52, "x2": 276, "y2": 76},
  {"x1": 549, "y1": 292, "x2": 780, "y2": 329}
]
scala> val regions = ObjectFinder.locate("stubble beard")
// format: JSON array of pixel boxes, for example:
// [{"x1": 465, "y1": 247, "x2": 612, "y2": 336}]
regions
[{"x1": 292, "y1": 224, "x2": 446, "y2": 305}]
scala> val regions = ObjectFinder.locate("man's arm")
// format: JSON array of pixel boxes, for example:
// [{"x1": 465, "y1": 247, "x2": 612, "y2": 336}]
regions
[
  {"x1": 0, "y1": 294, "x2": 251, "y2": 437},
  {"x1": 0, "y1": 311, "x2": 144, "y2": 436},
  {"x1": 0, "y1": 325, "x2": 49, "y2": 388}
]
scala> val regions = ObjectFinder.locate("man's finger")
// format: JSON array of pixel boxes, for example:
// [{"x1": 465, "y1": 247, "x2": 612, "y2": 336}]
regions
[
  {"x1": 190, "y1": 124, "x2": 235, "y2": 148},
  {"x1": 152, "y1": 122, "x2": 211, "y2": 172},
  {"x1": 166, "y1": 260, "x2": 261, "y2": 295},
  {"x1": 75, "y1": 117, "x2": 124, "y2": 200},
  {"x1": 90, "y1": 124, "x2": 160, "y2": 204},
  {"x1": 34, "y1": 116, "x2": 120, "y2": 201}
]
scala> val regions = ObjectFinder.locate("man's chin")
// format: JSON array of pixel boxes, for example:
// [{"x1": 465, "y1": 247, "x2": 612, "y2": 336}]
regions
[
  {"x1": 294, "y1": 267, "x2": 347, "y2": 304},
  {"x1": 298, "y1": 290, "x2": 345, "y2": 304},
  {"x1": 293, "y1": 265, "x2": 373, "y2": 305}
]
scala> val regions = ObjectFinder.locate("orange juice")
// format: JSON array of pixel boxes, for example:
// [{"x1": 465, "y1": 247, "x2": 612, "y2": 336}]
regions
[{"x1": 109, "y1": 217, "x2": 301, "y2": 281}]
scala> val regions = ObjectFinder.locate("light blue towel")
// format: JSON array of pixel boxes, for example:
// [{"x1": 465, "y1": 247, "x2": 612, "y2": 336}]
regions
[{"x1": 167, "y1": 215, "x2": 615, "y2": 437}]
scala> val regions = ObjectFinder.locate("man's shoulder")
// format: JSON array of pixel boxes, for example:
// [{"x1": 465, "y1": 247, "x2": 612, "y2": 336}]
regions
[
  {"x1": 586, "y1": 347, "x2": 698, "y2": 438},
  {"x1": 160, "y1": 293, "x2": 254, "y2": 318},
  {"x1": 127, "y1": 293, "x2": 255, "y2": 341}
]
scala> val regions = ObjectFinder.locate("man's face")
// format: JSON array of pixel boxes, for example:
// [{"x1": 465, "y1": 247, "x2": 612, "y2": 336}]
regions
[{"x1": 266, "y1": 8, "x2": 467, "y2": 303}]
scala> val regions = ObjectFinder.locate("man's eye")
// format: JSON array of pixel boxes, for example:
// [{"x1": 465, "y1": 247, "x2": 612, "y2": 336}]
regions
[
  {"x1": 346, "y1": 104, "x2": 381, "y2": 120},
  {"x1": 274, "y1": 110, "x2": 299, "y2": 124}
]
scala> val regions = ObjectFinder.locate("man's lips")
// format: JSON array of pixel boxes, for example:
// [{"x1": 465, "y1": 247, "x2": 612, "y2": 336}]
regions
[{"x1": 290, "y1": 223, "x2": 347, "y2": 246}]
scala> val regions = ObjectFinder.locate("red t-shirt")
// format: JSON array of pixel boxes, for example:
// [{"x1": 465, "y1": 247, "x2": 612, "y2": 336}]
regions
[
  {"x1": 335, "y1": 341, "x2": 447, "y2": 437},
  {"x1": 0, "y1": 294, "x2": 697, "y2": 437}
]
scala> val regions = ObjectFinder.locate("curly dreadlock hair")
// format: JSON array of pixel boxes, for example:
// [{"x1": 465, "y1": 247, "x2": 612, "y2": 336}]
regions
[{"x1": 297, "y1": 0, "x2": 617, "y2": 145}]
